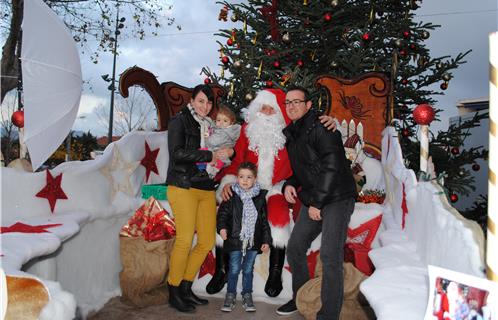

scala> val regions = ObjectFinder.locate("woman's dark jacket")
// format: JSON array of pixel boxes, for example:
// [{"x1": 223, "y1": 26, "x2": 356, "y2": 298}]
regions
[
  {"x1": 166, "y1": 107, "x2": 215, "y2": 190},
  {"x1": 282, "y1": 110, "x2": 357, "y2": 209},
  {"x1": 217, "y1": 189, "x2": 272, "y2": 253}
]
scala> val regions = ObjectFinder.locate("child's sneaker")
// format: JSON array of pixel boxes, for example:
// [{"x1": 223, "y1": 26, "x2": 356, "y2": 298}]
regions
[
  {"x1": 242, "y1": 293, "x2": 256, "y2": 312},
  {"x1": 221, "y1": 292, "x2": 236, "y2": 312}
]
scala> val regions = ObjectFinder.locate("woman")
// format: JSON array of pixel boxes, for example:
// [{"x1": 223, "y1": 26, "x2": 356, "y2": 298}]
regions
[{"x1": 166, "y1": 84, "x2": 232, "y2": 313}]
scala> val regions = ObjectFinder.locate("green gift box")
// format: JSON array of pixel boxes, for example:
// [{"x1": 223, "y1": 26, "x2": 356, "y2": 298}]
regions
[{"x1": 141, "y1": 183, "x2": 168, "y2": 200}]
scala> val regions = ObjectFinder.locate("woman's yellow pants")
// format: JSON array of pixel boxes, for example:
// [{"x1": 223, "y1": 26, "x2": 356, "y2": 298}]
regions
[{"x1": 167, "y1": 186, "x2": 216, "y2": 286}]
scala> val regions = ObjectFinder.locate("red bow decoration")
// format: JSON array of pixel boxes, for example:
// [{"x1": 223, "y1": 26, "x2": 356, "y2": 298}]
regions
[
  {"x1": 260, "y1": 0, "x2": 280, "y2": 41},
  {"x1": 401, "y1": 183, "x2": 408, "y2": 229},
  {"x1": 35, "y1": 170, "x2": 68, "y2": 213},
  {"x1": 198, "y1": 251, "x2": 215, "y2": 278},
  {"x1": 140, "y1": 141, "x2": 160, "y2": 182},
  {"x1": 0, "y1": 222, "x2": 62, "y2": 234}
]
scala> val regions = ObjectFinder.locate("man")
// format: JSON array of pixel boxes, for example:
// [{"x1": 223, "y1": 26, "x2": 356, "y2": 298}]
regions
[
  {"x1": 277, "y1": 86, "x2": 357, "y2": 319},
  {"x1": 207, "y1": 89, "x2": 336, "y2": 297}
]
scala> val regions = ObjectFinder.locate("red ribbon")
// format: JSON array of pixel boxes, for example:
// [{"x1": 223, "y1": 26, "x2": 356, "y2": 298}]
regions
[{"x1": 260, "y1": 0, "x2": 280, "y2": 41}]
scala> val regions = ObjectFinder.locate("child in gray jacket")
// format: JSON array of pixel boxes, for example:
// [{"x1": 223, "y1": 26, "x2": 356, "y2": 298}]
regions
[{"x1": 205, "y1": 106, "x2": 241, "y2": 178}]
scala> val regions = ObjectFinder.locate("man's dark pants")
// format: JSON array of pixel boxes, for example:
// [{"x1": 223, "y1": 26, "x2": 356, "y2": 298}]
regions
[{"x1": 287, "y1": 197, "x2": 355, "y2": 320}]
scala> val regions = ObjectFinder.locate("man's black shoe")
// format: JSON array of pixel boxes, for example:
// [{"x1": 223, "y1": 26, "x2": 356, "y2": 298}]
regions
[{"x1": 276, "y1": 299, "x2": 297, "y2": 316}]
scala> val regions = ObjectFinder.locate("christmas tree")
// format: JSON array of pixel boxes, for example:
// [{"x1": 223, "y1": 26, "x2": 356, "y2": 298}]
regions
[{"x1": 202, "y1": 0, "x2": 488, "y2": 220}]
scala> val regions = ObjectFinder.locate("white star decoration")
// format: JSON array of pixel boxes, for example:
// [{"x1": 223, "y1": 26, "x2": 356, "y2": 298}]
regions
[{"x1": 99, "y1": 146, "x2": 139, "y2": 200}]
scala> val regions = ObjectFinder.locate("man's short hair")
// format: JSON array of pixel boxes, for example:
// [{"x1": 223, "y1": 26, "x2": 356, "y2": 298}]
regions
[{"x1": 286, "y1": 85, "x2": 310, "y2": 101}]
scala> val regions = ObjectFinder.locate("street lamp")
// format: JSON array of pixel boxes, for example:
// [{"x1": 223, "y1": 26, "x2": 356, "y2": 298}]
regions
[{"x1": 105, "y1": 5, "x2": 125, "y2": 145}]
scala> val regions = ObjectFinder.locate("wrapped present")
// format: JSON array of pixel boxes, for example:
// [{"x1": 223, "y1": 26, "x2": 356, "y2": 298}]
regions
[
  {"x1": 141, "y1": 183, "x2": 167, "y2": 200},
  {"x1": 357, "y1": 189, "x2": 386, "y2": 204},
  {"x1": 120, "y1": 196, "x2": 175, "y2": 241}
]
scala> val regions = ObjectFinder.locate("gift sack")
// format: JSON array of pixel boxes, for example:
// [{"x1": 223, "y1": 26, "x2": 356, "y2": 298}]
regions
[
  {"x1": 296, "y1": 261, "x2": 374, "y2": 320},
  {"x1": 119, "y1": 196, "x2": 176, "y2": 307},
  {"x1": 119, "y1": 236, "x2": 175, "y2": 307}
]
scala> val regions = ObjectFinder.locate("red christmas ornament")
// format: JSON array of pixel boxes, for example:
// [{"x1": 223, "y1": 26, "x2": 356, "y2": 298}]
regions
[
  {"x1": 11, "y1": 110, "x2": 24, "y2": 128},
  {"x1": 304, "y1": 17, "x2": 311, "y2": 27},
  {"x1": 402, "y1": 30, "x2": 410, "y2": 38},
  {"x1": 36, "y1": 170, "x2": 68, "y2": 213},
  {"x1": 140, "y1": 141, "x2": 160, "y2": 182},
  {"x1": 221, "y1": 56, "x2": 229, "y2": 64},
  {"x1": 273, "y1": 60, "x2": 281, "y2": 68},
  {"x1": 409, "y1": 43, "x2": 416, "y2": 50},
  {"x1": 204, "y1": 78, "x2": 211, "y2": 84},
  {"x1": 451, "y1": 147, "x2": 460, "y2": 155},
  {"x1": 265, "y1": 80, "x2": 273, "y2": 88},
  {"x1": 226, "y1": 38, "x2": 234, "y2": 46},
  {"x1": 198, "y1": 251, "x2": 215, "y2": 278},
  {"x1": 361, "y1": 33, "x2": 370, "y2": 41},
  {"x1": 449, "y1": 193, "x2": 458, "y2": 203},
  {"x1": 399, "y1": 49, "x2": 407, "y2": 57},
  {"x1": 472, "y1": 163, "x2": 480, "y2": 171},
  {"x1": 297, "y1": 59, "x2": 304, "y2": 67},
  {"x1": 401, "y1": 79, "x2": 408, "y2": 85},
  {"x1": 401, "y1": 128, "x2": 411, "y2": 137},
  {"x1": 440, "y1": 82, "x2": 448, "y2": 90},
  {"x1": 270, "y1": 49, "x2": 277, "y2": 56},
  {"x1": 413, "y1": 104, "x2": 435, "y2": 125},
  {"x1": 324, "y1": 12, "x2": 332, "y2": 22}
]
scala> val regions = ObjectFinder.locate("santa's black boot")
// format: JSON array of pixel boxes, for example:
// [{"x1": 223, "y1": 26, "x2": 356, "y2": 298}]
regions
[
  {"x1": 264, "y1": 246, "x2": 285, "y2": 297},
  {"x1": 206, "y1": 246, "x2": 229, "y2": 294}
]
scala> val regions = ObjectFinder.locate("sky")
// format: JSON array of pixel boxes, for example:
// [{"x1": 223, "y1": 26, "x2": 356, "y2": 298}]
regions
[{"x1": 16, "y1": 0, "x2": 498, "y2": 136}]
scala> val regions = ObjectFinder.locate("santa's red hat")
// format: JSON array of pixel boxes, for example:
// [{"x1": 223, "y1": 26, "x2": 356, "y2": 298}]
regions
[
  {"x1": 344, "y1": 134, "x2": 361, "y2": 149},
  {"x1": 243, "y1": 89, "x2": 291, "y2": 125}
]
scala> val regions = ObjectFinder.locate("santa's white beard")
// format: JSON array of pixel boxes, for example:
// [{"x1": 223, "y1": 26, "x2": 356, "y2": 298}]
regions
[{"x1": 245, "y1": 112, "x2": 286, "y2": 189}]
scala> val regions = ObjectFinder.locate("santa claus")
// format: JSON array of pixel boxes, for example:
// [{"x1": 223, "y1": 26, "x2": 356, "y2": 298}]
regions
[{"x1": 206, "y1": 89, "x2": 335, "y2": 297}]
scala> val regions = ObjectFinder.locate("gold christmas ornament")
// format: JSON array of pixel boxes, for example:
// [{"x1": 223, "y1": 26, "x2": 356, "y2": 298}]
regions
[
  {"x1": 243, "y1": 18, "x2": 247, "y2": 34},
  {"x1": 252, "y1": 32, "x2": 258, "y2": 45},
  {"x1": 231, "y1": 13, "x2": 238, "y2": 22},
  {"x1": 245, "y1": 92, "x2": 254, "y2": 101},
  {"x1": 229, "y1": 81, "x2": 235, "y2": 97},
  {"x1": 442, "y1": 73, "x2": 451, "y2": 81},
  {"x1": 303, "y1": 0, "x2": 308, "y2": 5},
  {"x1": 331, "y1": 0, "x2": 339, "y2": 7},
  {"x1": 282, "y1": 32, "x2": 291, "y2": 44},
  {"x1": 221, "y1": 66, "x2": 225, "y2": 78},
  {"x1": 257, "y1": 60, "x2": 263, "y2": 79},
  {"x1": 421, "y1": 30, "x2": 430, "y2": 39}
]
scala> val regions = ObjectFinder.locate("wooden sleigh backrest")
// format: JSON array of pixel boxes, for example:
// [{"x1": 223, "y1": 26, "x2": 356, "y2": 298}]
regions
[
  {"x1": 315, "y1": 73, "x2": 391, "y2": 160},
  {"x1": 119, "y1": 66, "x2": 226, "y2": 131}
]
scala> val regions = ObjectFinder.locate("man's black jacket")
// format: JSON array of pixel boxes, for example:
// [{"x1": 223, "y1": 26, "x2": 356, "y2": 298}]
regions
[
  {"x1": 282, "y1": 110, "x2": 357, "y2": 209},
  {"x1": 217, "y1": 189, "x2": 272, "y2": 253},
  {"x1": 166, "y1": 107, "x2": 215, "y2": 190}
]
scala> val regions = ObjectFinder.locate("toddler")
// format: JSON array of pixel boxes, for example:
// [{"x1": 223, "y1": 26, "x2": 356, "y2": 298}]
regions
[
  {"x1": 198, "y1": 106, "x2": 241, "y2": 177},
  {"x1": 217, "y1": 162, "x2": 272, "y2": 312}
]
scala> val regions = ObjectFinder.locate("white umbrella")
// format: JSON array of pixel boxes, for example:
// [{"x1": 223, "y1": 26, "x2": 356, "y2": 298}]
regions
[{"x1": 21, "y1": 0, "x2": 82, "y2": 171}]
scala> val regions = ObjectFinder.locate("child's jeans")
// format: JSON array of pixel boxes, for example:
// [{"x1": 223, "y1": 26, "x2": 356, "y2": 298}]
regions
[{"x1": 227, "y1": 250, "x2": 258, "y2": 294}]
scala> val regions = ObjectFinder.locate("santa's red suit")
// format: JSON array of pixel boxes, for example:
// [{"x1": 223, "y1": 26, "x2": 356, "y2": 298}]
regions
[{"x1": 216, "y1": 89, "x2": 293, "y2": 248}]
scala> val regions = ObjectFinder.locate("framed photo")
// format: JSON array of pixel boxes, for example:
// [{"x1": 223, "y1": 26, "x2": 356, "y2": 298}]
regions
[{"x1": 425, "y1": 265, "x2": 498, "y2": 320}]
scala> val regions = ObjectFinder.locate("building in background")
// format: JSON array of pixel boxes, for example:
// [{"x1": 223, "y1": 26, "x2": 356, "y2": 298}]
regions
[{"x1": 449, "y1": 98, "x2": 489, "y2": 211}]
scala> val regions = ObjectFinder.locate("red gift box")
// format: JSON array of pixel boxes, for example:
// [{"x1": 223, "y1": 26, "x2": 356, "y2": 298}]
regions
[{"x1": 120, "y1": 196, "x2": 175, "y2": 241}]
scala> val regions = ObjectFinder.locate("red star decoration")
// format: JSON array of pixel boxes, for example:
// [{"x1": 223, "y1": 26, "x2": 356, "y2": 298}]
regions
[
  {"x1": 0, "y1": 222, "x2": 62, "y2": 234},
  {"x1": 285, "y1": 250, "x2": 320, "y2": 278},
  {"x1": 198, "y1": 251, "x2": 215, "y2": 278},
  {"x1": 35, "y1": 170, "x2": 68, "y2": 213},
  {"x1": 140, "y1": 141, "x2": 160, "y2": 182}
]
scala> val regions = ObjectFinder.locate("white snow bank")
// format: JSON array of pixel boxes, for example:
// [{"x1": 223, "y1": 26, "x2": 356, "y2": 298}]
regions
[{"x1": 360, "y1": 127, "x2": 485, "y2": 320}]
